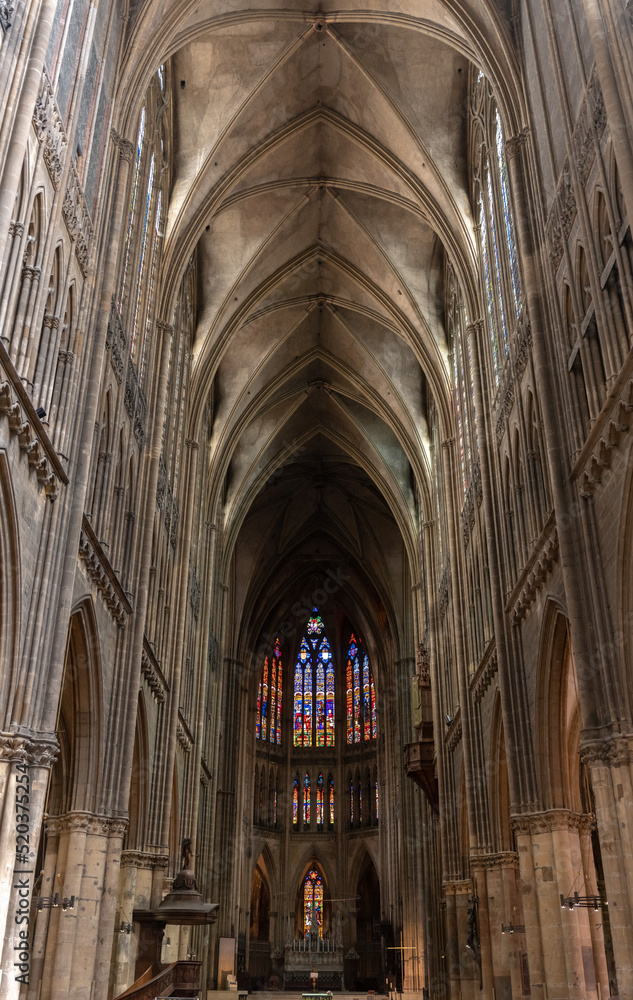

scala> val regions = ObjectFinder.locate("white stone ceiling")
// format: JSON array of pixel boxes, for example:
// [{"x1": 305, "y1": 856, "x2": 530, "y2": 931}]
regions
[{"x1": 117, "y1": 2, "x2": 516, "y2": 652}]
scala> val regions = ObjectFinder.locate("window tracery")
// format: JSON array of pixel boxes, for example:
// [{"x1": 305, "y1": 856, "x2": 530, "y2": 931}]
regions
[
  {"x1": 293, "y1": 608, "x2": 334, "y2": 747},
  {"x1": 346, "y1": 632, "x2": 376, "y2": 743}
]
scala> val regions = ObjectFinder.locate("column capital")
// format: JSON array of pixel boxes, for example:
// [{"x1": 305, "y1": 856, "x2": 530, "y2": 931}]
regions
[
  {"x1": 580, "y1": 733, "x2": 633, "y2": 767},
  {"x1": 469, "y1": 850, "x2": 519, "y2": 871},
  {"x1": 510, "y1": 808, "x2": 594, "y2": 836},
  {"x1": 110, "y1": 128, "x2": 135, "y2": 162},
  {"x1": 505, "y1": 126, "x2": 530, "y2": 160}
]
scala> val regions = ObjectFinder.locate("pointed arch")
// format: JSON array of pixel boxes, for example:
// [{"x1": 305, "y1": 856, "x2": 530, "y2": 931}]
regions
[
  {"x1": 127, "y1": 692, "x2": 150, "y2": 850},
  {"x1": 536, "y1": 601, "x2": 583, "y2": 811},
  {"x1": 0, "y1": 452, "x2": 20, "y2": 726},
  {"x1": 489, "y1": 692, "x2": 513, "y2": 852},
  {"x1": 48, "y1": 598, "x2": 103, "y2": 815}
]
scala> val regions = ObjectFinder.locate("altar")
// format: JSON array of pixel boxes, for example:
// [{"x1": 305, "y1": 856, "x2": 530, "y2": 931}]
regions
[{"x1": 284, "y1": 933, "x2": 345, "y2": 991}]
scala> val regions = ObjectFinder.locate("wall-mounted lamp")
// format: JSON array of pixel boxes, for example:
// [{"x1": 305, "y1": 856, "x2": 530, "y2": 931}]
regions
[
  {"x1": 117, "y1": 922, "x2": 133, "y2": 934},
  {"x1": 501, "y1": 922, "x2": 525, "y2": 934},
  {"x1": 560, "y1": 892, "x2": 607, "y2": 911},
  {"x1": 33, "y1": 893, "x2": 76, "y2": 911}
]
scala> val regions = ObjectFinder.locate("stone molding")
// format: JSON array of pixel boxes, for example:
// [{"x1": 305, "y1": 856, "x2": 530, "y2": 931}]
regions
[
  {"x1": 470, "y1": 640, "x2": 497, "y2": 704},
  {"x1": 445, "y1": 708, "x2": 462, "y2": 751},
  {"x1": 177, "y1": 713, "x2": 193, "y2": 754},
  {"x1": 32, "y1": 71, "x2": 67, "y2": 189},
  {"x1": 546, "y1": 66, "x2": 607, "y2": 271},
  {"x1": 506, "y1": 514, "x2": 559, "y2": 623},
  {"x1": 505, "y1": 126, "x2": 530, "y2": 160},
  {"x1": 46, "y1": 811, "x2": 129, "y2": 837},
  {"x1": 141, "y1": 639, "x2": 168, "y2": 703},
  {"x1": 580, "y1": 733, "x2": 633, "y2": 767},
  {"x1": 470, "y1": 851, "x2": 519, "y2": 871},
  {"x1": 110, "y1": 127, "x2": 135, "y2": 161},
  {"x1": 62, "y1": 159, "x2": 94, "y2": 276},
  {"x1": 0, "y1": 372, "x2": 64, "y2": 497},
  {"x1": 79, "y1": 515, "x2": 132, "y2": 625},
  {"x1": 510, "y1": 809, "x2": 595, "y2": 836},
  {"x1": 120, "y1": 850, "x2": 169, "y2": 870},
  {"x1": 106, "y1": 300, "x2": 127, "y2": 385},
  {"x1": 0, "y1": 731, "x2": 59, "y2": 766},
  {"x1": 443, "y1": 878, "x2": 474, "y2": 895},
  {"x1": 575, "y1": 376, "x2": 633, "y2": 498}
]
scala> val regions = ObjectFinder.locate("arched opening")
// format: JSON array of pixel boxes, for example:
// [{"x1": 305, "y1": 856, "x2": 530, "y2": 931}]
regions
[{"x1": 356, "y1": 853, "x2": 382, "y2": 990}]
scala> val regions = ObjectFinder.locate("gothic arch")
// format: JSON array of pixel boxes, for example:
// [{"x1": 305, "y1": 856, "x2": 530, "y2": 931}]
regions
[
  {"x1": 535, "y1": 601, "x2": 582, "y2": 812},
  {"x1": 617, "y1": 435, "x2": 633, "y2": 720},
  {"x1": 126, "y1": 692, "x2": 150, "y2": 850},
  {"x1": 489, "y1": 691, "x2": 512, "y2": 852},
  {"x1": 48, "y1": 598, "x2": 103, "y2": 815},
  {"x1": 0, "y1": 451, "x2": 20, "y2": 727}
]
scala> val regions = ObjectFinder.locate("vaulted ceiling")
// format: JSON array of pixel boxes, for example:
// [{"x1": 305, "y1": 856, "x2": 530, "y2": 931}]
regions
[{"x1": 118, "y1": 2, "x2": 517, "y2": 659}]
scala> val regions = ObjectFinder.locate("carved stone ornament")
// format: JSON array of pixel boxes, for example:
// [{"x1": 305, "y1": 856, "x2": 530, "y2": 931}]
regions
[
  {"x1": 0, "y1": 731, "x2": 59, "y2": 767},
  {"x1": 78, "y1": 518, "x2": 131, "y2": 625},
  {"x1": 510, "y1": 809, "x2": 595, "y2": 837},
  {"x1": 0, "y1": 0, "x2": 15, "y2": 29},
  {"x1": 110, "y1": 127, "x2": 135, "y2": 161},
  {"x1": 120, "y1": 850, "x2": 169, "y2": 870},
  {"x1": 61, "y1": 159, "x2": 94, "y2": 276},
  {"x1": 505, "y1": 126, "x2": 530, "y2": 161},
  {"x1": 470, "y1": 851, "x2": 519, "y2": 871},
  {"x1": 580, "y1": 734, "x2": 633, "y2": 768},
  {"x1": 32, "y1": 72, "x2": 67, "y2": 189}
]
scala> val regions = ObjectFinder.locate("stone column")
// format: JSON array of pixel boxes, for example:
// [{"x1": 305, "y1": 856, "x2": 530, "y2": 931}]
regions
[
  {"x1": 112, "y1": 850, "x2": 168, "y2": 997},
  {"x1": 471, "y1": 852, "x2": 523, "y2": 1000},
  {"x1": 512, "y1": 810, "x2": 608, "y2": 1000},
  {"x1": 0, "y1": 734, "x2": 57, "y2": 1000},
  {"x1": 443, "y1": 880, "x2": 478, "y2": 1000},
  {"x1": 581, "y1": 736, "x2": 633, "y2": 1000}
]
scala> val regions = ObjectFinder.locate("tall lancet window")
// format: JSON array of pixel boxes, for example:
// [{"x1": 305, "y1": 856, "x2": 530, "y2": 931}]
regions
[
  {"x1": 303, "y1": 870, "x2": 324, "y2": 937},
  {"x1": 256, "y1": 637, "x2": 282, "y2": 744},
  {"x1": 293, "y1": 609, "x2": 334, "y2": 747},
  {"x1": 346, "y1": 633, "x2": 376, "y2": 744},
  {"x1": 471, "y1": 71, "x2": 524, "y2": 385}
]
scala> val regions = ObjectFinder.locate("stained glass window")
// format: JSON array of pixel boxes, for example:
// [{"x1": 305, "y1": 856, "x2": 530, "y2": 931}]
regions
[
  {"x1": 293, "y1": 609, "x2": 334, "y2": 747},
  {"x1": 274, "y1": 776, "x2": 278, "y2": 825},
  {"x1": 303, "y1": 772, "x2": 311, "y2": 826},
  {"x1": 157, "y1": 64, "x2": 165, "y2": 90},
  {"x1": 495, "y1": 110, "x2": 521, "y2": 314},
  {"x1": 304, "y1": 870, "x2": 323, "y2": 937},
  {"x1": 358, "y1": 777, "x2": 362, "y2": 825},
  {"x1": 329, "y1": 774, "x2": 334, "y2": 827},
  {"x1": 293, "y1": 775, "x2": 299, "y2": 827},
  {"x1": 487, "y1": 168, "x2": 508, "y2": 360},
  {"x1": 117, "y1": 107, "x2": 145, "y2": 313},
  {"x1": 256, "y1": 638, "x2": 282, "y2": 744},
  {"x1": 480, "y1": 198, "x2": 500, "y2": 380},
  {"x1": 375, "y1": 779, "x2": 379, "y2": 821},
  {"x1": 346, "y1": 633, "x2": 377, "y2": 743},
  {"x1": 350, "y1": 777, "x2": 354, "y2": 826},
  {"x1": 139, "y1": 188, "x2": 162, "y2": 384},
  {"x1": 130, "y1": 152, "x2": 154, "y2": 360},
  {"x1": 261, "y1": 657, "x2": 269, "y2": 741},
  {"x1": 317, "y1": 772, "x2": 324, "y2": 825}
]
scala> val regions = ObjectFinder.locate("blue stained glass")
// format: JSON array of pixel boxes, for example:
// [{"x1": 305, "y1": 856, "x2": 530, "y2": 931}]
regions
[
  {"x1": 487, "y1": 168, "x2": 508, "y2": 359},
  {"x1": 453, "y1": 345, "x2": 466, "y2": 494},
  {"x1": 118, "y1": 107, "x2": 145, "y2": 313},
  {"x1": 304, "y1": 661, "x2": 312, "y2": 747},
  {"x1": 131, "y1": 152, "x2": 155, "y2": 359},
  {"x1": 496, "y1": 111, "x2": 521, "y2": 315},
  {"x1": 480, "y1": 199, "x2": 500, "y2": 381}
]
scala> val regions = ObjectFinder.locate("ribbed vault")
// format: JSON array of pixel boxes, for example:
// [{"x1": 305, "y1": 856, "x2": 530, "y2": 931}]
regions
[{"x1": 114, "y1": 3, "x2": 520, "y2": 656}]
